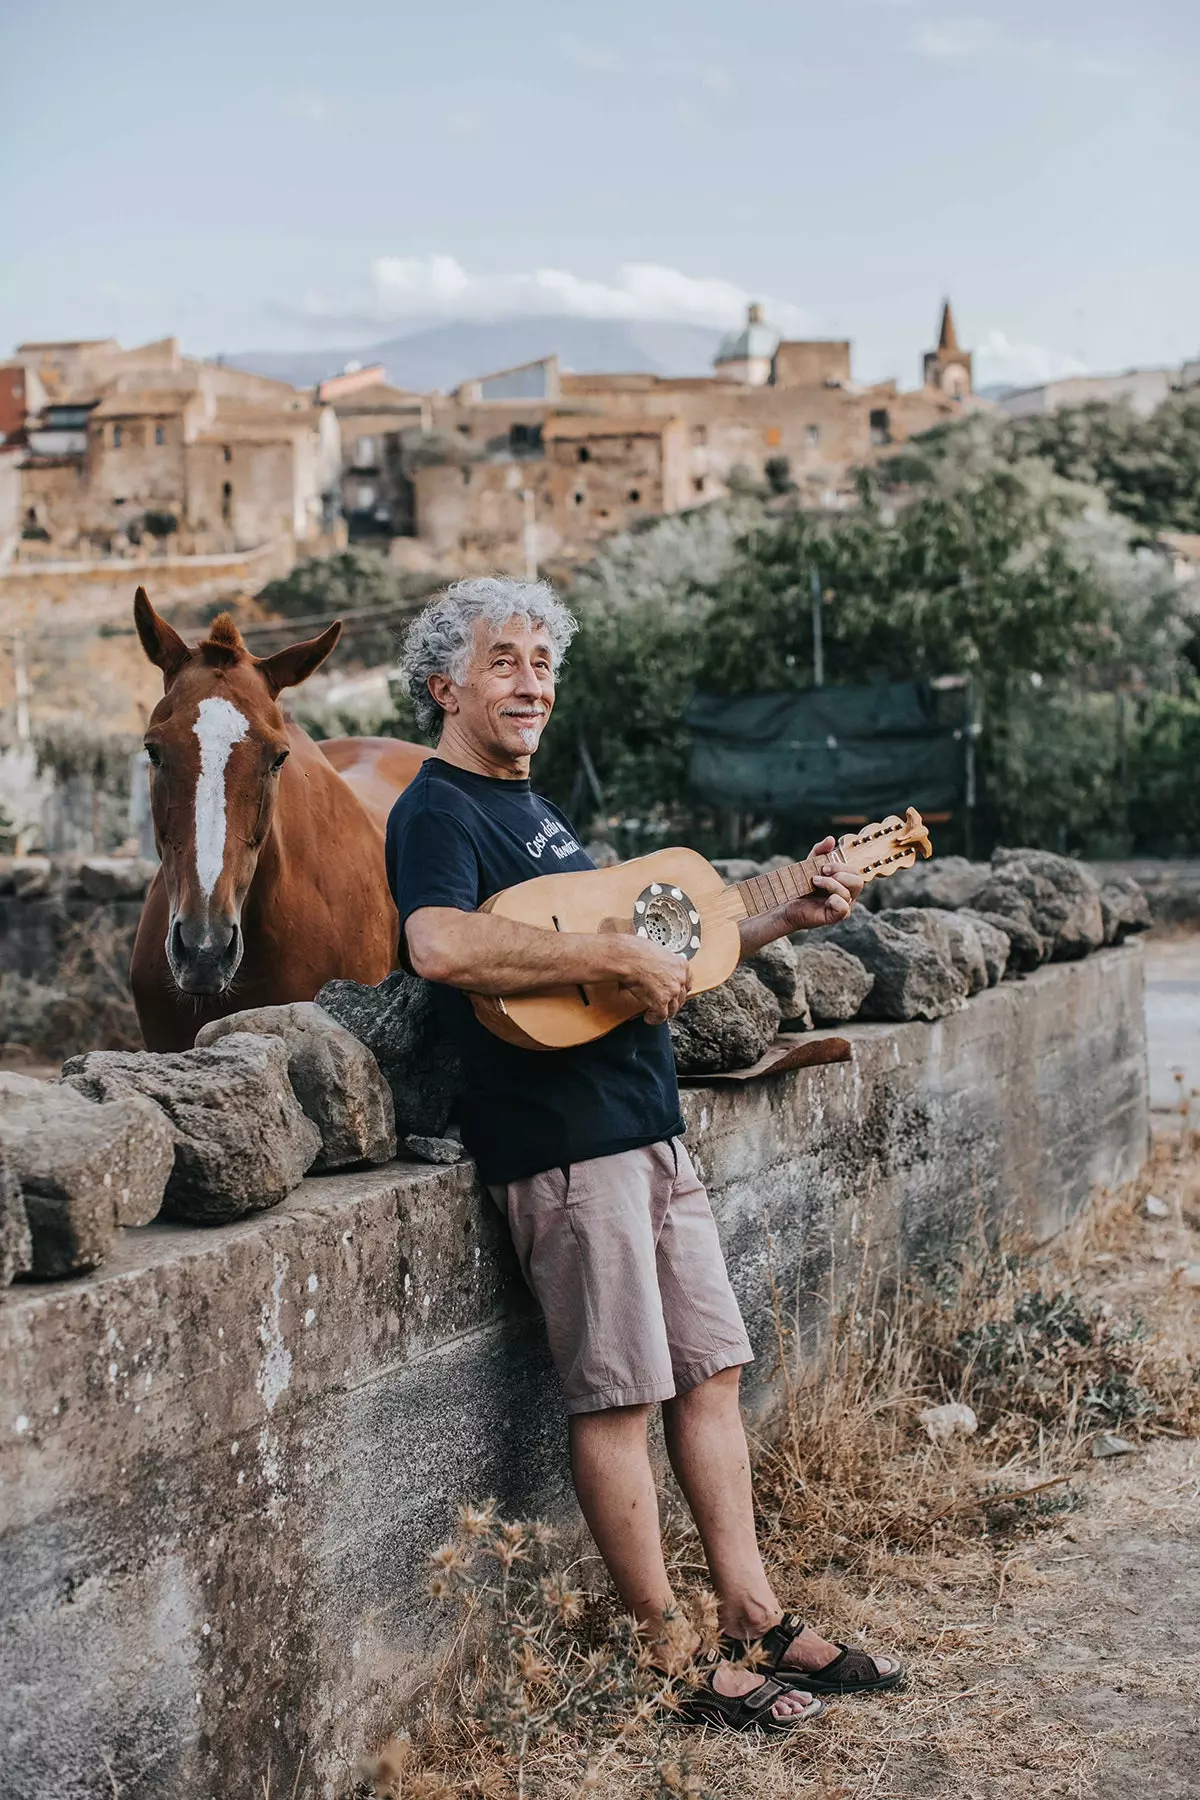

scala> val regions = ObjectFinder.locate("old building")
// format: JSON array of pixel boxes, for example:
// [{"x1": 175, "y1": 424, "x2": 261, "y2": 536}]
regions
[
  {"x1": 391, "y1": 302, "x2": 983, "y2": 574},
  {"x1": 318, "y1": 365, "x2": 429, "y2": 539},
  {"x1": 2, "y1": 337, "x2": 341, "y2": 560}
]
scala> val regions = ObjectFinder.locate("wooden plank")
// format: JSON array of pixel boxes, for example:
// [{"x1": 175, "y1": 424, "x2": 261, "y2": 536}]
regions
[{"x1": 679, "y1": 1032, "x2": 853, "y2": 1084}]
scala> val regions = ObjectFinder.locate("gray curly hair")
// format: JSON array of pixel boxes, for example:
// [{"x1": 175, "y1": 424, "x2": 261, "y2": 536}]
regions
[{"x1": 399, "y1": 577, "x2": 578, "y2": 736}]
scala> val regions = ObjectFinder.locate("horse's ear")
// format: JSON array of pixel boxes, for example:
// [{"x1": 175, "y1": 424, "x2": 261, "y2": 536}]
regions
[
  {"x1": 134, "y1": 587, "x2": 189, "y2": 684},
  {"x1": 256, "y1": 621, "x2": 342, "y2": 696}
]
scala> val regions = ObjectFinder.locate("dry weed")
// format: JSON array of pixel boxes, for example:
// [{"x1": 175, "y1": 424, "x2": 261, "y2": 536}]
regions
[{"x1": 360, "y1": 1146, "x2": 1200, "y2": 1800}]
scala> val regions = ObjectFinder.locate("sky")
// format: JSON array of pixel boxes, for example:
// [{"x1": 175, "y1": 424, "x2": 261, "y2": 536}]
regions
[{"x1": 1, "y1": 0, "x2": 1197, "y2": 389}]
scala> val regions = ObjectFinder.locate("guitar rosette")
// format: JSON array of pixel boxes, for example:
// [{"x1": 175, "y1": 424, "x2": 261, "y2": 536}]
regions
[{"x1": 633, "y1": 883, "x2": 702, "y2": 959}]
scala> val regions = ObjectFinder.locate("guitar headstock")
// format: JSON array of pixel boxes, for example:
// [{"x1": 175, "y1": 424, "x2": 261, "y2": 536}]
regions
[{"x1": 836, "y1": 806, "x2": 933, "y2": 885}]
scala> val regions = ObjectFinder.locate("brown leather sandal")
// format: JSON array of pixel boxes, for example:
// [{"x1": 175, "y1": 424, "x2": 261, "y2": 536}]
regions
[
  {"x1": 720, "y1": 1612, "x2": 905, "y2": 1694},
  {"x1": 673, "y1": 1650, "x2": 826, "y2": 1734}
]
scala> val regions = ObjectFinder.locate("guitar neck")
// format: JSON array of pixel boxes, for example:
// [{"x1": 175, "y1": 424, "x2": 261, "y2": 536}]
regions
[{"x1": 731, "y1": 856, "x2": 820, "y2": 920}]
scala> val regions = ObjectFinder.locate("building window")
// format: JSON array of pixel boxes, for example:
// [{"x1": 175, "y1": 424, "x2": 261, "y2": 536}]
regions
[
  {"x1": 805, "y1": 424, "x2": 820, "y2": 447},
  {"x1": 355, "y1": 435, "x2": 376, "y2": 465},
  {"x1": 577, "y1": 446, "x2": 591, "y2": 463},
  {"x1": 691, "y1": 425, "x2": 707, "y2": 445},
  {"x1": 155, "y1": 424, "x2": 165, "y2": 446},
  {"x1": 573, "y1": 490, "x2": 585, "y2": 506},
  {"x1": 693, "y1": 476, "x2": 706, "y2": 494},
  {"x1": 355, "y1": 484, "x2": 376, "y2": 511},
  {"x1": 764, "y1": 425, "x2": 782, "y2": 447},
  {"x1": 221, "y1": 481, "x2": 232, "y2": 525},
  {"x1": 510, "y1": 422, "x2": 543, "y2": 456},
  {"x1": 112, "y1": 425, "x2": 123, "y2": 448},
  {"x1": 628, "y1": 488, "x2": 641, "y2": 503},
  {"x1": 869, "y1": 408, "x2": 891, "y2": 446},
  {"x1": 223, "y1": 445, "x2": 232, "y2": 463}
]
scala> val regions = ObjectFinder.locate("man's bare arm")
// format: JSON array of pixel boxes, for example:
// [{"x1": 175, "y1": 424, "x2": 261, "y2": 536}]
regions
[
  {"x1": 736, "y1": 836, "x2": 866, "y2": 960},
  {"x1": 405, "y1": 906, "x2": 691, "y2": 1024}
]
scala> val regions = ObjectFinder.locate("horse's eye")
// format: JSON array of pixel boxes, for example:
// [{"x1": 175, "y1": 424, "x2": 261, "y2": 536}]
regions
[
  {"x1": 271, "y1": 749, "x2": 289, "y2": 772},
  {"x1": 145, "y1": 744, "x2": 161, "y2": 767}
]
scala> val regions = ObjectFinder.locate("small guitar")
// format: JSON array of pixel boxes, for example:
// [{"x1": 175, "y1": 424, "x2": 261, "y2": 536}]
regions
[{"x1": 470, "y1": 807, "x2": 932, "y2": 1050}]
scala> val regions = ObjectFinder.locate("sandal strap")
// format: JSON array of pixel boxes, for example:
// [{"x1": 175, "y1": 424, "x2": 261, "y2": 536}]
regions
[
  {"x1": 814, "y1": 1644, "x2": 885, "y2": 1685},
  {"x1": 721, "y1": 1610, "x2": 807, "y2": 1674}
]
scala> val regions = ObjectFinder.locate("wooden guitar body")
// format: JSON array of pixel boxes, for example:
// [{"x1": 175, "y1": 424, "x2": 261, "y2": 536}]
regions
[
  {"x1": 471, "y1": 807, "x2": 933, "y2": 1051},
  {"x1": 473, "y1": 848, "x2": 740, "y2": 1049}
]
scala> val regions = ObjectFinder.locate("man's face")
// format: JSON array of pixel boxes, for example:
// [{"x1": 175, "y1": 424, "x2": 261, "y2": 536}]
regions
[{"x1": 438, "y1": 615, "x2": 556, "y2": 763}]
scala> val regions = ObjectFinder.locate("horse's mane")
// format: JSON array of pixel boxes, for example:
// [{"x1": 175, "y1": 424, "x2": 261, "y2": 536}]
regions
[{"x1": 198, "y1": 612, "x2": 245, "y2": 665}]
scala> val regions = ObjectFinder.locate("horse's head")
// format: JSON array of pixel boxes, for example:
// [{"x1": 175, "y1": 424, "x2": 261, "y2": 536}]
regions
[{"x1": 135, "y1": 587, "x2": 341, "y2": 995}]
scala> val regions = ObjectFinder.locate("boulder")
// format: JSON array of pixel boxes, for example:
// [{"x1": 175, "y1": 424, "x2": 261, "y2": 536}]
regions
[
  {"x1": 63, "y1": 1034, "x2": 321, "y2": 1225},
  {"x1": 884, "y1": 907, "x2": 991, "y2": 996},
  {"x1": 989, "y1": 849, "x2": 1105, "y2": 960},
  {"x1": 955, "y1": 911, "x2": 1011, "y2": 986},
  {"x1": 404, "y1": 1134, "x2": 464, "y2": 1164},
  {"x1": 0, "y1": 1072, "x2": 174, "y2": 1278},
  {"x1": 76, "y1": 857, "x2": 158, "y2": 902},
  {"x1": 669, "y1": 965, "x2": 781, "y2": 1076},
  {"x1": 964, "y1": 903, "x2": 1048, "y2": 974},
  {"x1": 316, "y1": 971, "x2": 465, "y2": 1139},
  {"x1": 818, "y1": 911, "x2": 967, "y2": 1022},
  {"x1": 0, "y1": 1148, "x2": 33, "y2": 1286},
  {"x1": 790, "y1": 941, "x2": 875, "y2": 1025},
  {"x1": 746, "y1": 938, "x2": 808, "y2": 1026},
  {"x1": 11, "y1": 856, "x2": 52, "y2": 900},
  {"x1": 195, "y1": 1002, "x2": 396, "y2": 1171},
  {"x1": 873, "y1": 854, "x2": 987, "y2": 914},
  {"x1": 1097, "y1": 874, "x2": 1152, "y2": 945}
]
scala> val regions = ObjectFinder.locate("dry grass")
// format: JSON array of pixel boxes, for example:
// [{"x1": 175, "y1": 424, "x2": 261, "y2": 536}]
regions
[{"x1": 362, "y1": 1138, "x2": 1200, "y2": 1800}]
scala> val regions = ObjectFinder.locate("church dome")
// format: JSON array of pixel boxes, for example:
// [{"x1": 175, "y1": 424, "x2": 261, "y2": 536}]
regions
[{"x1": 715, "y1": 302, "x2": 780, "y2": 367}]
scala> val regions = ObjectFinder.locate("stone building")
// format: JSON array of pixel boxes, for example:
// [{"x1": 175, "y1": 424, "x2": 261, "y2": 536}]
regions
[
  {"x1": 318, "y1": 365, "x2": 429, "y2": 540},
  {"x1": 391, "y1": 302, "x2": 984, "y2": 574},
  {"x1": 2, "y1": 337, "x2": 341, "y2": 559}
]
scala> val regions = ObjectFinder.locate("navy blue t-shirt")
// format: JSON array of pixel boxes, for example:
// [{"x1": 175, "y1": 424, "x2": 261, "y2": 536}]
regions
[{"x1": 385, "y1": 758, "x2": 684, "y2": 1184}]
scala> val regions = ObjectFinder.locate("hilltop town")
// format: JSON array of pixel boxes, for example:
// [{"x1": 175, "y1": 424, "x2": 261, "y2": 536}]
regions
[{"x1": 0, "y1": 303, "x2": 980, "y2": 585}]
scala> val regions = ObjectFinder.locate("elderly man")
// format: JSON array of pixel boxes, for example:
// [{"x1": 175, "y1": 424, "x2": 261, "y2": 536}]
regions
[{"x1": 386, "y1": 577, "x2": 902, "y2": 1735}]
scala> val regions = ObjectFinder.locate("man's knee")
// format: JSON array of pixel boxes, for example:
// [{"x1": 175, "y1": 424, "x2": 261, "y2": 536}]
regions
[{"x1": 666, "y1": 1364, "x2": 744, "y2": 1413}]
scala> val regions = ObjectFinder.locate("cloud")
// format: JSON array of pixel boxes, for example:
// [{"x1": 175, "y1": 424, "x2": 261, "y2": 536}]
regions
[
  {"x1": 913, "y1": 17, "x2": 1000, "y2": 59},
  {"x1": 975, "y1": 330, "x2": 1088, "y2": 388},
  {"x1": 559, "y1": 34, "x2": 625, "y2": 75},
  {"x1": 281, "y1": 91, "x2": 330, "y2": 124},
  {"x1": 912, "y1": 17, "x2": 1125, "y2": 78},
  {"x1": 351, "y1": 254, "x2": 811, "y2": 331}
]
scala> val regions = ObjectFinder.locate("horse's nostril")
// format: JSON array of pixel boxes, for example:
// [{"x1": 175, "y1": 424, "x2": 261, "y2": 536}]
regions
[{"x1": 168, "y1": 918, "x2": 185, "y2": 968}]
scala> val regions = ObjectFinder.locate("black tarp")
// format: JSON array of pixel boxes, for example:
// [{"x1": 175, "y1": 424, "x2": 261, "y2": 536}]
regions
[{"x1": 685, "y1": 682, "x2": 969, "y2": 816}]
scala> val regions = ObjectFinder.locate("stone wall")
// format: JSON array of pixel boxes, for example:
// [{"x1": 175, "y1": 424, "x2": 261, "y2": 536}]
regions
[{"x1": 0, "y1": 947, "x2": 1148, "y2": 1800}]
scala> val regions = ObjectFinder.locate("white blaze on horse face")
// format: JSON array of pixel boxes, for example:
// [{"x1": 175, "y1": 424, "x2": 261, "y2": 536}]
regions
[{"x1": 192, "y1": 697, "x2": 250, "y2": 899}]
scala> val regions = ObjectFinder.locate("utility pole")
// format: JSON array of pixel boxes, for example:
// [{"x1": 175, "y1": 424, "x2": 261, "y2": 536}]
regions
[{"x1": 810, "y1": 568, "x2": 824, "y2": 687}]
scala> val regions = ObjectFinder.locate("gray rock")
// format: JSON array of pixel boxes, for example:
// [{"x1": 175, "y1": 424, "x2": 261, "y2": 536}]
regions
[
  {"x1": 746, "y1": 938, "x2": 808, "y2": 1025},
  {"x1": 1097, "y1": 874, "x2": 1152, "y2": 945},
  {"x1": 195, "y1": 1002, "x2": 396, "y2": 1171},
  {"x1": 76, "y1": 857, "x2": 158, "y2": 902},
  {"x1": 11, "y1": 857, "x2": 52, "y2": 900},
  {"x1": 966, "y1": 903, "x2": 1048, "y2": 973},
  {"x1": 316, "y1": 971, "x2": 465, "y2": 1139},
  {"x1": 818, "y1": 911, "x2": 967, "y2": 1022},
  {"x1": 873, "y1": 854, "x2": 987, "y2": 914},
  {"x1": 0, "y1": 1147, "x2": 33, "y2": 1286},
  {"x1": 790, "y1": 940, "x2": 875, "y2": 1024},
  {"x1": 710, "y1": 858, "x2": 765, "y2": 884},
  {"x1": 989, "y1": 849, "x2": 1105, "y2": 960},
  {"x1": 0, "y1": 1072, "x2": 174, "y2": 1277},
  {"x1": 669, "y1": 965, "x2": 781, "y2": 1075},
  {"x1": 404, "y1": 1134, "x2": 464, "y2": 1164},
  {"x1": 62, "y1": 1035, "x2": 321, "y2": 1225},
  {"x1": 1091, "y1": 1433, "x2": 1134, "y2": 1459},
  {"x1": 956, "y1": 911, "x2": 1011, "y2": 986},
  {"x1": 885, "y1": 907, "x2": 990, "y2": 997}
]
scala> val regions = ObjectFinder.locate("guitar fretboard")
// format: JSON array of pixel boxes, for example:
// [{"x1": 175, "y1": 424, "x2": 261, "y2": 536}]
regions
[{"x1": 734, "y1": 857, "x2": 819, "y2": 919}]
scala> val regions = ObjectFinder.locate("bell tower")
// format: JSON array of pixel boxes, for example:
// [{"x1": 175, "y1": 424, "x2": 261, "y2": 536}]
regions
[{"x1": 923, "y1": 300, "x2": 973, "y2": 398}]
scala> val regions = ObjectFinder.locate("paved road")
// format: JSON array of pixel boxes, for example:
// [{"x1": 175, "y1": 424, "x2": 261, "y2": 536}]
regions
[{"x1": 1144, "y1": 938, "x2": 1200, "y2": 1126}]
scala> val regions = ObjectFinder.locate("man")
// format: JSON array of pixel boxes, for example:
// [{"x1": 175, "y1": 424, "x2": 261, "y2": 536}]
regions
[{"x1": 386, "y1": 577, "x2": 902, "y2": 1735}]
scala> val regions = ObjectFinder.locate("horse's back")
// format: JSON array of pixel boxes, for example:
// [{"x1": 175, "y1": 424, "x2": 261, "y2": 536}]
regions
[{"x1": 318, "y1": 736, "x2": 431, "y2": 829}]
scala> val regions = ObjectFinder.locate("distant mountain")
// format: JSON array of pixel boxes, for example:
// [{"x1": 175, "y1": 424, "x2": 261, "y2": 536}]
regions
[{"x1": 225, "y1": 316, "x2": 726, "y2": 393}]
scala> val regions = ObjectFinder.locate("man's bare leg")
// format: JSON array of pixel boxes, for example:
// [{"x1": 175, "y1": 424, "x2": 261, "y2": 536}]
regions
[
  {"x1": 568, "y1": 1402, "x2": 815, "y2": 1715},
  {"x1": 661, "y1": 1368, "x2": 899, "y2": 1677}
]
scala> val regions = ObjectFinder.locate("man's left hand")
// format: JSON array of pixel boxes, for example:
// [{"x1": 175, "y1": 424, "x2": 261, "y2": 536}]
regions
[{"x1": 782, "y1": 835, "x2": 864, "y2": 931}]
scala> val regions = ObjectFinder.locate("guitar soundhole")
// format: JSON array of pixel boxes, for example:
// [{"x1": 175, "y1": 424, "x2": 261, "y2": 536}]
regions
[{"x1": 633, "y1": 884, "x2": 702, "y2": 959}]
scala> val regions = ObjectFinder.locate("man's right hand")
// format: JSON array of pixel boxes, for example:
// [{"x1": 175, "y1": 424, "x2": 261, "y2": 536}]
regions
[{"x1": 613, "y1": 936, "x2": 692, "y2": 1025}]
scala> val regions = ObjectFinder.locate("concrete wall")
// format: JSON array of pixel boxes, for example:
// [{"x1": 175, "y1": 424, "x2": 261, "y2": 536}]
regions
[{"x1": 0, "y1": 948, "x2": 1148, "y2": 1800}]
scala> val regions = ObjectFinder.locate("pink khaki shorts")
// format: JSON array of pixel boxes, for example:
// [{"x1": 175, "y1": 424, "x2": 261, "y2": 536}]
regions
[{"x1": 488, "y1": 1138, "x2": 753, "y2": 1415}]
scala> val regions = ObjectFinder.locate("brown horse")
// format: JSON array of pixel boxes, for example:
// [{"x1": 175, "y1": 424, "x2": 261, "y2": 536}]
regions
[{"x1": 130, "y1": 588, "x2": 429, "y2": 1051}]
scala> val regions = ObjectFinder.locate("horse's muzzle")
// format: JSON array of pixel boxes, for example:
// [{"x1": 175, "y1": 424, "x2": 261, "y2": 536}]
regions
[{"x1": 168, "y1": 914, "x2": 243, "y2": 995}]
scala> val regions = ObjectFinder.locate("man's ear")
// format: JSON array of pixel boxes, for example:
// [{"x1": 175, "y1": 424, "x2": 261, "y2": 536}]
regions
[
  {"x1": 256, "y1": 621, "x2": 342, "y2": 696},
  {"x1": 134, "y1": 587, "x2": 189, "y2": 685},
  {"x1": 426, "y1": 671, "x2": 456, "y2": 716}
]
